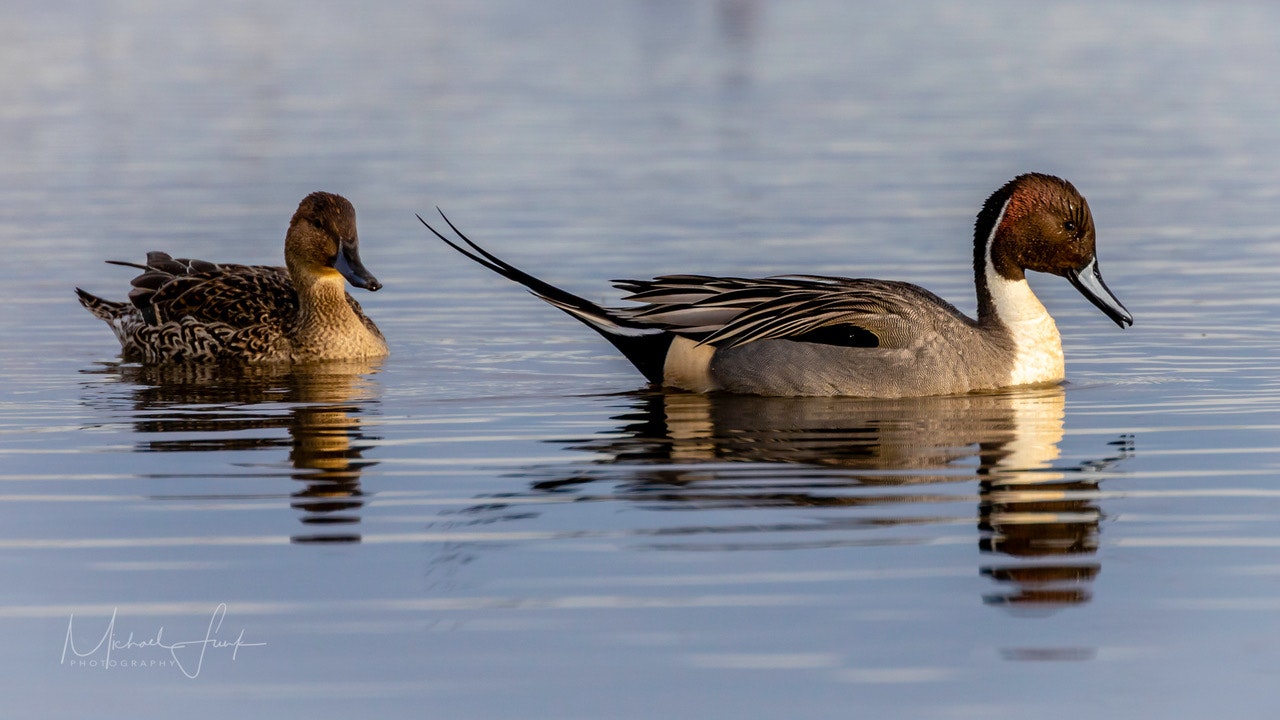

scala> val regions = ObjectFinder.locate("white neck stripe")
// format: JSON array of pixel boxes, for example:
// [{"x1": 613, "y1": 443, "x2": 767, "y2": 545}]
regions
[
  {"x1": 982, "y1": 196, "x2": 1011, "y2": 281},
  {"x1": 979, "y1": 196, "x2": 1063, "y2": 385}
]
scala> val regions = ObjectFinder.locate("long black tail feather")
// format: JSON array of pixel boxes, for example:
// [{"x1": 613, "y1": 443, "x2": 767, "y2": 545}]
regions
[{"x1": 420, "y1": 210, "x2": 673, "y2": 384}]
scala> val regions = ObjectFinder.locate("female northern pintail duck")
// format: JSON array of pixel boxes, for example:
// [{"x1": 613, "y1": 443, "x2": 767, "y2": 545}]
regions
[
  {"x1": 77, "y1": 192, "x2": 388, "y2": 364},
  {"x1": 422, "y1": 173, "x2": 1132, "y2": 397}
]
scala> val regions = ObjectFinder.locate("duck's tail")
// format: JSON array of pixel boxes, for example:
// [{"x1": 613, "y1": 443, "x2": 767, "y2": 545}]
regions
[
  {"x1": 75, "y1": 287, "x2": 130, "y2": 324},
  {"x1": 419, "y1": 211, "x2": 674, "y2": 384}
]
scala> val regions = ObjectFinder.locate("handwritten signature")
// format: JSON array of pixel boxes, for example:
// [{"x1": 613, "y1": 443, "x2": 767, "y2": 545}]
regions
[{"x1": 61, "y1": 604, "x2": 265, "y2": 678}]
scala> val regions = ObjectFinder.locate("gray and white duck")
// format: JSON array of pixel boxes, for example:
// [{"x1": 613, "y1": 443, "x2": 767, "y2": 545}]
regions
[{"x1": 422, "y1": 173, "x2": 1131, "y2": 397}]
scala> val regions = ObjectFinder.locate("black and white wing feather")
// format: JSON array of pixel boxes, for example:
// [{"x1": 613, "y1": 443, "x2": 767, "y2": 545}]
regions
[{"x1": 615, "y1": 275, "x2": 960, "y2": 350}]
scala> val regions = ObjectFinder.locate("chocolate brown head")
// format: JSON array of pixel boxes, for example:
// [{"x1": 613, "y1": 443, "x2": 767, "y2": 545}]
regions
[{"x1": 975, "y1": 173, "x2": 1131, "y2": 327}]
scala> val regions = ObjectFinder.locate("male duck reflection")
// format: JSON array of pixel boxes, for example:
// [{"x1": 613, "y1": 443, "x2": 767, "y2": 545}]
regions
[
  {"x1": 423, "y1": 173, "x2": 1132, "y2": 397},
  {"x1": 77, "y1": 192, "x2": 388, "y2": 363}
]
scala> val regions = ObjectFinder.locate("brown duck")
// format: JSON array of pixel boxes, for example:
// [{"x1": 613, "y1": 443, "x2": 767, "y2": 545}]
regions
[{"x1": 77, "y1": 192, "x2": 388, "y2": 363}]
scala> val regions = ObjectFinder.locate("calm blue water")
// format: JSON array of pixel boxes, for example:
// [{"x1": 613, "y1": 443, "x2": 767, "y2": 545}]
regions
[{"x1": 3, "y1": 1, "x2": 1280, "y2": 718}]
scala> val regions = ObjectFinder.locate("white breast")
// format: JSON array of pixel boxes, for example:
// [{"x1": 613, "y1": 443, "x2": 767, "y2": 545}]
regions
[{"x1": 984, "y1": 270, "x2": 1064, "y2": 386}]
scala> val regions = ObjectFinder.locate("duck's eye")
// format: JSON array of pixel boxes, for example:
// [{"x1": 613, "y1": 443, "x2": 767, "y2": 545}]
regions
[{"x1": 1064, "y1": 220, "x2": 1077, "y2": 233}]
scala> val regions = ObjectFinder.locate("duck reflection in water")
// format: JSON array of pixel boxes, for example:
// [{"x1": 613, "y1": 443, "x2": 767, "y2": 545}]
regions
[
  {"x1": 81, "y1": 359, "x2": 383, "y2": 544},
  {"x1": 533, "y1": 386, "x2": 1131, "y2": 610}
]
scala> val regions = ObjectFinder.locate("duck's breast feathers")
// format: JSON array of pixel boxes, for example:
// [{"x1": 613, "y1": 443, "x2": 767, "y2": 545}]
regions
[
  {"x1": 128, "y1": 255, "x2": 297, "y2": 328},
  {"x1": 614, "y1": 275, "x2": 970, "y2": 351},
  {"x1": 343, "y1": 294, "x2": 386, "y2": 341}
]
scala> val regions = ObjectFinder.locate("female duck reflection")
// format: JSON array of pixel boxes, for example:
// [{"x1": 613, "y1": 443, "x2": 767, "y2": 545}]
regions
[
  {"x1": 530, "y1": 386, "x2": 1131, "y2": 609},
  {"x1": 82, "y1": 359, "x2": 383, "y2": 544}
]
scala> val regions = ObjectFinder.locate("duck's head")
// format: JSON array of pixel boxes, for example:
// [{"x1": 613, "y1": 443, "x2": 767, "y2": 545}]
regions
[
  {"x1": 977, "y1": 173, "x2": 1131, "y2": 328},
  {"x1": 285, "y1": 191, "x2": 381, "y2": 292}
]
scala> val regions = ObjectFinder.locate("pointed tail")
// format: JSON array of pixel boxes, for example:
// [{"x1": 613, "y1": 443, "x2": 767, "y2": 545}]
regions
[
  {"x1": 420, "y1": 211, "x2": 673, "y2": 384},
  {"x1": 75, "y1": 287, "x2": 130, "y2": 324}
]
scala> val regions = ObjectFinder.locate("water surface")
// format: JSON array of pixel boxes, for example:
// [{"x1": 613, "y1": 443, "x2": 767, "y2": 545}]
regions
[{"x1": 3, "y1": 1, "x2": 1280, "y2": 718}]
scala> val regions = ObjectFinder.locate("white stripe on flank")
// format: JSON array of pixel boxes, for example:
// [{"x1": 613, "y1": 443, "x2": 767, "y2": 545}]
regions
[{"x1": 982, "y1": 197, "x2": 1065, "y2": 386}]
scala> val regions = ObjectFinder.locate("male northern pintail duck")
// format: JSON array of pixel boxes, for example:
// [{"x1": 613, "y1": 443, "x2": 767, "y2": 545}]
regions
[
  {"x1": 422, "y1": 173, "x2": 1132, "y2": 397},
  {"x1": 77, "y1": 191, "x2": 388, "y2": 364}
]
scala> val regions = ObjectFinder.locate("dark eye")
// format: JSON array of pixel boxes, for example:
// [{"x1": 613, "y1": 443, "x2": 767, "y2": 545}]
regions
[{"x1": 1064, "y1": 220, "x2": 1077, "y2": 233}]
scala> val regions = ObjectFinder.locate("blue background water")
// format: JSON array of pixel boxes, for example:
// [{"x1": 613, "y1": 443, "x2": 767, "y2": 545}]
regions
[{"x1": 2, "y1": 1, "x2": 1279, "y2": 718}]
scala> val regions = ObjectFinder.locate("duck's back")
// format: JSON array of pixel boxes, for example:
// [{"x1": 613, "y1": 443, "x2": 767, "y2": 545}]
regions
[
  {"x1": 702, "y1": 283, "x2": 1017, "y2": 397},
  {"x1": 80, "y1": 252, "x2": 300, "y2": 363},
  {"x1": 613, "y1": 274, "x2": 1018, "y2": 396},
  {"x1": 131, "y1": 253, "x2": 296, "y2": 328}
]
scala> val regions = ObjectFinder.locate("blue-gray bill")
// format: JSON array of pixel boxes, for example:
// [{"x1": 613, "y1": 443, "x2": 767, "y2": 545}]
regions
[
  {"x1": 336, "y1": 240, "x2": 381, "y2": 291},
  {"x1": 1066, "y1": 257, "x2": 1131, "y2": 328}
]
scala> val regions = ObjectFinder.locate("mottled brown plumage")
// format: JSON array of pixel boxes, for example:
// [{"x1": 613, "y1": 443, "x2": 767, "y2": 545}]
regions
[{"x1": 77, "y1": 192, "x2": 388, "y2": 364}]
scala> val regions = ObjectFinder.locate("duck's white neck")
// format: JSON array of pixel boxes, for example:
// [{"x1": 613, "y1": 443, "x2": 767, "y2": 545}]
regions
[{"x1": 982, "y1": 199, "x2": 1065, "y2": 386}]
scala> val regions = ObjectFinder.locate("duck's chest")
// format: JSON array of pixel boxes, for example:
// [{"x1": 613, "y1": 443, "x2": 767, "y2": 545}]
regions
[
  {"x1": 1002, "y1": 311, "x2": 1064, "y2": 386},
  {"x1": 289, "y1": 289, "x2": 388, "y2": 361},
  {"x1": 984, "y1": 272, "x2": 1066, "y2": 387}
]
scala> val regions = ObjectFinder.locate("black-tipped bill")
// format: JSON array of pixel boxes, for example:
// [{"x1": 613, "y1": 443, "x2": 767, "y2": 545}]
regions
[
  {"x1": 1066, "y1": 257, "x2": 1131, "y2": 328},
  {"x1": 335, "y1": 240, "x2": 381, "y2": 291}
]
